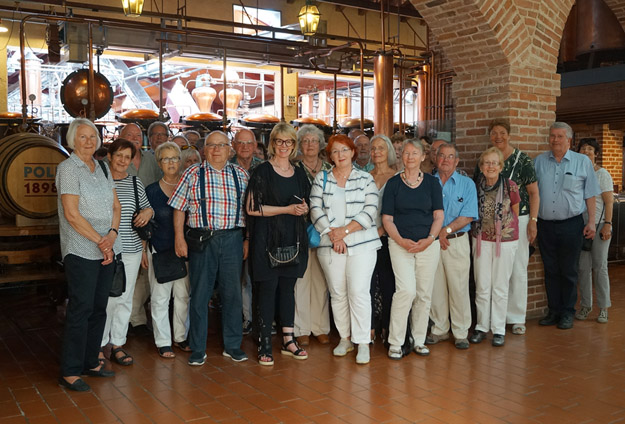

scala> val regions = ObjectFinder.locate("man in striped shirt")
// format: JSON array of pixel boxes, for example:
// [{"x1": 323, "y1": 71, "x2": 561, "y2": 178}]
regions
[{"x1": 169, "y1": 131, "x2": 250, "y2": 365}]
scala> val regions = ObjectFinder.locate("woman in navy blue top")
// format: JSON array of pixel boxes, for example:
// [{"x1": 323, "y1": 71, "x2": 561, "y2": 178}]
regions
[{"x1": 144, "y1": 142, "x2": 190, "y2": 358}]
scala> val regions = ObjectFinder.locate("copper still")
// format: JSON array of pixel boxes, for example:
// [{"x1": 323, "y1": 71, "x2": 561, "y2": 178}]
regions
[
  {"x1": 60, "y1": 69, "x2": 114, "y2": 119},
  {"x1": 218, "y1": 88, "x2": 243, "y2": 118},
  {"x1": 192, "y1": 75, "x2": 217, "y2": 113}
]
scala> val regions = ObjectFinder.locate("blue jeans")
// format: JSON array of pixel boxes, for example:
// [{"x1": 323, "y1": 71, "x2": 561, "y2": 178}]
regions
[{"x1": 188, "y1": 229, "x2": 243, "y2": 355}]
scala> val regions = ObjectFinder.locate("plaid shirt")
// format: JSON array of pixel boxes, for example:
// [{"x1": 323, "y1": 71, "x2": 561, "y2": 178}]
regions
[{"x1": 168, "y1": 161, "x2": 249, "y2": 229}]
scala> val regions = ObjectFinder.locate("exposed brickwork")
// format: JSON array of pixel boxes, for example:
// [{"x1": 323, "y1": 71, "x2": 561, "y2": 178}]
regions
[
  {"x1": 574, "y1": 124, "x2": 624, "y2": 192},
  {"x1": 604, "y1": 0, "x2": 625, "y2": 32}
]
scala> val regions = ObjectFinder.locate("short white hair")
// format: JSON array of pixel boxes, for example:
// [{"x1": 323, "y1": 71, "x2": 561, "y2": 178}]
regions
[
  {"x1": 66, "y1": 118, "x2": 101, "y2": 150},
  {"x1": 370, "y1": 134, "x2": 397, "y2": 167}
]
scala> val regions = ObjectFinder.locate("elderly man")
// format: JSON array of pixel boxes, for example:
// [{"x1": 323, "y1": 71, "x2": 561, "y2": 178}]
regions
[
  {"x1": 535, "y1": 122, "x2": 600, "y2": 330},
  {"x1": 230, "y1": 129, "x2": 263, "y2": 172},
  {"x1": 169, "y1": 131, "x2": 249, "y2": 365},
  {"x1": 427, "y1": 143, "x2": 478, "y2": 349},
  {"x1": 148, "y1": 122, "x2": 170, "y2": 152},
  {"x1": 353, "y1": 134, "x2": 374, "y2": 172}
]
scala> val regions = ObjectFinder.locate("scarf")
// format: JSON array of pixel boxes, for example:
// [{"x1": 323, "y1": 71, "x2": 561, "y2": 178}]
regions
[{"x1": 474, "y1": 174, "x2": 509, "y2": 258}]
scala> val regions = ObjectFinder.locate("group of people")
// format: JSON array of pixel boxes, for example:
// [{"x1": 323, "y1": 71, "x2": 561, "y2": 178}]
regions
[{"x1": 56, "y1": 117, "x2": 613, "y2": 391}]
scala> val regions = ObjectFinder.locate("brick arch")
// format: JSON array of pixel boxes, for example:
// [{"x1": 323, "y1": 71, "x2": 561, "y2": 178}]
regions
[{"x1": 604, "y1": 0, "x2": 625, "y2": 32}]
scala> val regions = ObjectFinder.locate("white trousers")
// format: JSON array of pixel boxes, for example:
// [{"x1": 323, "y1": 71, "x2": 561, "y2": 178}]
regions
[
  {"x1": 318, "y1": 250, "x2": 377, "y2": 345},
  {"x1": 578, "y1": 222, "x2": 612, "y2": 309},
  {"x1": 430, "y1": 235, "x2": 472, "y2": 340},
  {"x1": 129, "y1": 267, "x2": 150, "y2": 326},
  {"x1": 506, "y1": 214, "x2": 530, "y2": 324},
  {"x1": 102, "y1": 251, "x2": 142, "y2": 346},
  {"x1": 147, "y1": 247, "x2": 190, "y2": 348},
  {"x1": 294, "y1": 249, "x2": 331, "y2": 337},
  {"x1": 388, "y1": 239, "x2": 440, "y2": 349},
  {"x1": 472, "y1": 238, "x2": 518, "y2": 335}
]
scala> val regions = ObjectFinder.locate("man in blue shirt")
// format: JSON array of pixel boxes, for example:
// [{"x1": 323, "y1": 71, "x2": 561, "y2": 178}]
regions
[
  {"x1": 427, "y1": 143, "x2": 478, "y2": 349},
  {"x1": 534, "y1": 122, "x2": 600, "y2": 330}
]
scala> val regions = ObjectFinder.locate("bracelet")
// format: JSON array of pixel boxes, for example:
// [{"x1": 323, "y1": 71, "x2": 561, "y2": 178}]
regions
[
  {"x1": 604, "y1": 221, "x2": 612, "y2": 225},
  {"x1": 109, "y1": 228, "x2": 118, "y2": 235},
  {"x1": 428, "y1": 234, "x2": 436, "y2": 239},
  {"x1": 530, "y1": 217, "x2": 538, "y2": 222}
]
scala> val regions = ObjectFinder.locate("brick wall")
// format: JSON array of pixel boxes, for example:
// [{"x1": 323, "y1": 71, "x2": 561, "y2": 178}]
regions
[
  {"x1": 574, "y1": 124, "x2": 624, "y2": 192},
  {"x1": 604, "y1": 0, "x2": 625, "y2": 32}
]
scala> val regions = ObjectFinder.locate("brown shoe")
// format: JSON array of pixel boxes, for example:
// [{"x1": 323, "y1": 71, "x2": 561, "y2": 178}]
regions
[
  {"x1": 296, "y1": 335, "x2": 310, "y2": 346},
  {"x1": 316, "y1": 334, "x2": 330, "y2": 344}
]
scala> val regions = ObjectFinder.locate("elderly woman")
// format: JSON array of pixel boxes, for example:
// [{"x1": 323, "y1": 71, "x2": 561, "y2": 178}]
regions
[
  {"x1": 144, "y1": 142, "x2": 191, "y2": 357},
  {"x1": 56, "y1": 118, "x2": 122, "y2": 391},
  {"x1": 474, "y1": 119, "x2": 539, "y2": 335},
  {"x1": 369, "y1": 134, "x2": 397, "y2": 341},
  {"x1": 247, "y1": 122, "x2": 311, "y2": 366},
  {"x1": 101, "y1": 138, "x2": 153, "y2": 365},
  {"x1": 382, "y1": 139, "x2": 443, "y2": 359},
  {"x1": 311, "y1": 134, "x2": 381, "y2": 365},
  {"x1": 470, "y1": 147, "x2": 520, "y2": 347},
  {"x1": 576, "y1": 138, "x2": 614, "y2": 323},
  {"x1": 293, "y1": 124, "x2": 333, "y2": 346},
  {"x1": 172, "y1": 134, "x2": 190, "y2": 149},
  {"x1": 180, "y1": 145, "x2": 202, "y2": 170}
]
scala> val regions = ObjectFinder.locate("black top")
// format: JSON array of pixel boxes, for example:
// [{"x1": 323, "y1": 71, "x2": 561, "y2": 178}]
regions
[
  {"x1": 381, "y1": 173, "x2": 444, "y2": 242},
  {"x1": 145, "y1": 181, "x2": 175, "y2": 253},
  {"x1": 246, "y1": 161, "x2": 311, "y2": 281}
]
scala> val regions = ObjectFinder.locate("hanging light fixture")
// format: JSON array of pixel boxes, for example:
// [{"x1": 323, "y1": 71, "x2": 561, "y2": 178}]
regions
[
  {"x1": 0, "y1": 19, "x2": 9, "y2": 33},
  {"x1": 121, "y1": 0, "x2": 145, "y2": 17},
  {"x1": 298, "y1": 0, "x2": 321, "y2": 36}
]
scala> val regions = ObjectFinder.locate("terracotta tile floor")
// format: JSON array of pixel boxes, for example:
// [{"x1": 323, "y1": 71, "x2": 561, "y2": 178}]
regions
[{"x1": 1, "y1": 264, "x2": 624, "y2": 423}]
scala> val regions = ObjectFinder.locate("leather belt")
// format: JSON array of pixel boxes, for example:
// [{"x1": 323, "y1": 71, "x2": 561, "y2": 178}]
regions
[{"x1": 447, "y1": 231, "x2": 466, "y2": 239}]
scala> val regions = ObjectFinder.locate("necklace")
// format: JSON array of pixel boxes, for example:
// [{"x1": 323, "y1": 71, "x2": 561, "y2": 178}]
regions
[
  {"x1": 334, "y1": 167, "x2": 351, "y2": 180},
  {"x1": 303, "y1": 158, "x2": 320, "y2": 175},
  {"x1": 271, "y1": 160, "x2": 292, "y2": 173},
  {"x1": 402, "y1": 170, "x2": 423, "y2": 187},
  {"x1": 161, "y1": 178, "x2": 178, "y2": 186}
]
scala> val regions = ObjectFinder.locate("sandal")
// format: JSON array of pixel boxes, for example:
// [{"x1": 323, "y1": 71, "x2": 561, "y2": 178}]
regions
[
  {"x1": 388, "y1": 347, "x2": 402, "y2": 360},
  {"x1": 98, "y1": 348, "x2": 105, "y2": 365},
  {"x1": 511, "y1": 324, "x2": 526, "y2": 335},
  {"x1": 258, "y1": 336, "x2": 274, "y2": 366},
  {"x1": 173, "y1": 340, "x2": 192, "y2": 352},
  {"x1": 158, "y1": 346, "x2": 176, "y2": 359},
  {"x1": 280, "y1": 332, "x2": 308, "y2": 360},
  {"x1": 111, "y1": 347, "x2": 134, "y2": 366}
]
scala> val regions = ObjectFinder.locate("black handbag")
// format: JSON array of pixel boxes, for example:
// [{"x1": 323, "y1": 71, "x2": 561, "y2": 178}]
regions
[
  {"x1": 110, "y1": 254, "x2": 126, "y2": 297},
  {"x1": 267, "y1": 241, "x2": 300, "y2": 268},
  {"x1": 131, "y1": 176, "x2": 157, "y2": 240},
  {"x1": 152, "y1": 249, "x2": 187, "y2": 284},
  {"x1": 184, "y1": 226, "x2": 213, "y2": 252},
  {"x1": 582, "y1": 206, "x2": 604, "y2": 252}
]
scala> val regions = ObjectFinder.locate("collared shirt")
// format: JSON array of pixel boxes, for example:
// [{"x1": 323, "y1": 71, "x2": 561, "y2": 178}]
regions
[
  {"x1": 229, "y1": 155, "x2": 263, "y2": 173},
  {"x1": 168, "y1": 161, "x2": 248, "y2": 229},
  {"x1": 353, "y1": 160, "x2": 375, "y2": 173},
  {"x1": 435, "y1": 171, "x2": 479, "y2": 232},
  {"x1": 56, "y1": 153, "x2": 123, "y2": 260},
  {"x1": 534, "y1": 149, "x2": 601, "y2": 220},
  {"x1": 128, "y1": 150, "x2": 162, "y2": 186}
]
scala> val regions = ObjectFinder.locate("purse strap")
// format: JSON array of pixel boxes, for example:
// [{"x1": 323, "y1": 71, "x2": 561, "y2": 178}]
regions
[
  {"x1": 132, "y1": 176, "x2": 140, "y2": 211},
  {"x1": 267, "y1": 242, "x2": 300, "y2": 264}
]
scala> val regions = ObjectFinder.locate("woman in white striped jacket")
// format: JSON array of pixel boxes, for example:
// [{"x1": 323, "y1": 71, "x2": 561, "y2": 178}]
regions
[{"x1": 310, "y1": 134, "x2": 381, "y2": 365}]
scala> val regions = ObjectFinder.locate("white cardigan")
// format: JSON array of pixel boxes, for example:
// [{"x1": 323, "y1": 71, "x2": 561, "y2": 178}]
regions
[{"x1": 310, "y1": 168, "x2": 381, "y2": 256}]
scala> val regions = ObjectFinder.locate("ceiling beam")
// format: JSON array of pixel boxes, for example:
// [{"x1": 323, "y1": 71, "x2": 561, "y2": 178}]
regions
[{"x1": 315, "y1": 0, "x2": 422, "y2": 19}]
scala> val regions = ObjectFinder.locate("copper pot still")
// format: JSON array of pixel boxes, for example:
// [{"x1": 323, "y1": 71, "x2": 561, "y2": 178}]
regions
[{"x1": 60, "y1": 69, "x2": 114, "y2": 120}]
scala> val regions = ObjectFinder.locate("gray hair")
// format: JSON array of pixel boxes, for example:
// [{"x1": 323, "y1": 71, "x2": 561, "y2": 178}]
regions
[
  {"x1": 181, "y1": 146, "x2": 201, "y2": 165},
  {"x1": 66, "y1": 118, "x2": 101, "y2": 150},
  {"x1": 297, "y1": 124, "x2": 326, "y2": 149},
  {"x1": 370, "y1": 134, "x2": 397, "y2": 167},
  {"x1": 437, "y1": 142, "x2": 459, "y2": 158},
  {"x1": 172, "y1": 134, "x2": 190, "y2": 146},
  {"x1": 233, "y1": 128, "x2": 256, "y2": 143},
  {"x1": 147, "y1": 121, "x2": 169, "y2": 138},
  {"x1": 402, "y1": 138, "x2": 425, "y2": 155},
  {"x1": 205, "y1": 130, "x2": 230, "y2": 146},
  {"x1": 550, "y1": 122, "x2": 573, "y2": 139},
  {"x1": 154, "y1": 141, "x2": 180, "y2": 162}
]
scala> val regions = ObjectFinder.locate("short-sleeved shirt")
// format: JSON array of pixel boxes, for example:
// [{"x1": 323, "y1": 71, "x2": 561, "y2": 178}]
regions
[
  {"x1": 56, "y1": 153, "x2": 123, "y2": 259},
  {"x1": 354, "y1": 161, "x2": 374, "y2": 172},
  {"x1": 168, "y1": 161, "x2": 248, "y2": 229},
  {"x1": 128, "y1": 150, "x2": 162, "y2": 187},
  {"x1": 435, "y1": 171, "x2": 478, "y2": 232},
  {"x1": 475, "y1": 180, "x2": 521, "y2": 242},
  {"x1": 382, "y1": 173, "x2": 444, "y2": 242},
  {"x1": 146, "y1": 182, "x2": 175, "y2": 253},
  {"x1": 534, "y1": 149, "x2": 601, "y2": 220},
  {"x1": 474, "y1": 148, "x2": 537, "y2": 216},
  {"x1": 230, "y1": 155, "x2": 263, "y2": 173},
  {"x1": 586, "y1": 167, "x2": 614, "y2": 225},
  {"x1": 114, "y1": 176, "x2": 151, "y2": 254}
]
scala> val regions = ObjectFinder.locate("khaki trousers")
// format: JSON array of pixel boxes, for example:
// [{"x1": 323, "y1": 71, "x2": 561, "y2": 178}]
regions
[{"x1": 294, "y1": 249, "x2": 331, "y2": 337}]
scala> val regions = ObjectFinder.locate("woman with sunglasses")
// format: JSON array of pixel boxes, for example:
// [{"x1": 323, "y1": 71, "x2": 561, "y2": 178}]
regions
[{"x1": 246, "y1": 122, "x2": 311, "y2": 366}]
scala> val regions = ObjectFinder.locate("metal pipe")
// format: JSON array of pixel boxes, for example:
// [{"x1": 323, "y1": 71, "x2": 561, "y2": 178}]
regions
[
  {"x1": 159, "y1": 41, "x2": 164, "y2": 120},
  {"x1": 279, "y1": 64, "x2": 284, "y2": 121},
  {"x1": 333, "y1": 72, "x2": 338, "y2": 134},
  {"x1": 398, "y1": 59, "x2": 403, "y2": 134},
  {"x1": 88, "y1": 23, "x2": 95, "y2": 120},
  {"x1": 380, "y1": 0, "x2": 386, "y2": 52},
  {"x1": 223, "y1": 49, "x2": 228, "y2": 131},
  {"x1": 359, "y1": 42, "x2": 364, "y2": 131}
]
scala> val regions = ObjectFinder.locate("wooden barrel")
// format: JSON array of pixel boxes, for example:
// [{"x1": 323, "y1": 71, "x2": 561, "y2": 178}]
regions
[{"x1": 0, "y1": 133, "x2": 69, "y2": 218}]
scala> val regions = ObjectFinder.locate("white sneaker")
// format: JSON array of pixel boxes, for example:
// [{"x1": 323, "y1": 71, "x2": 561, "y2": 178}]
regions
[
  {"x1": 414, "y1": 345, "x2": 430, "y2": 356},
  {"x1": 575, "y1": 306, "x2": 592, "y2": 320},
  {"x1": 356, "y1": 344, "x2": 369, "y2": 364},
  {"x1": 597, "y1": 308, "x2": 608, "y2": 323},
  {"x1": 332, "y1": 339, "x2": 354, "y2": 356}
]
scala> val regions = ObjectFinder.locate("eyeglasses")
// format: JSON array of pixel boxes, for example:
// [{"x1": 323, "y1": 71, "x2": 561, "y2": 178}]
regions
[
  {"x1": 152, "y1": 132, "x2": 169, "y2": 139},
  {"x1": 160, "y1": 157, "x2": 180, "y2": 164},
  {"x1": 301, "y1": 138, "x2": 319, "y2": 145},
  {"x1": 206, "y1": 143, "x2": 230, "y2": 150},
  {"x1": 274, "y1": 138, "x2": 295, "y2": 147},
  {"x1": 181, "y1": 145, "x2": 198, "y2": 151},
  {"x1": 483, "y1": 161, "x2": 500, "y2": 167},
  {"x1": 330, "y1": 148, "x2": 351, "y2": 156},
  {"x1": 437, "y1": 153, "x2": 456, "y2": 161}
]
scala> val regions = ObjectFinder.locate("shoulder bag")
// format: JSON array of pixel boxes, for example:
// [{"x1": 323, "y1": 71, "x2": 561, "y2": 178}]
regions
[
  {"x1": 110, "y1": 254, "x2": 126, "y2": 297},
  {"x1": 132, "y1": 176, "x2": 157, "y2": 240},
  {"x1": 152, "y1": 249, "x2": 187, "y2": 283},
  {"x1": 306, "y1": 170, "x2": 327, "y2": 248}
]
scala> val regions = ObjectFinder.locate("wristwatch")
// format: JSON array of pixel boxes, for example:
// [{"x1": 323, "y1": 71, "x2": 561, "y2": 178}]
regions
[
  {"x1": 445, "y1": 226, "x2": 452, "y2": 234},
  {"x1": 344, "y1": 227, "x2": 350, "y2": 235}
]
